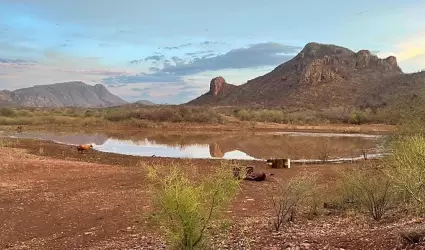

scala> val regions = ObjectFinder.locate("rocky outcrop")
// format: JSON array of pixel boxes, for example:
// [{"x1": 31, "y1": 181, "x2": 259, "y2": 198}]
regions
[
  {"x1": 187, "y1": 76, "x2": 238, "y2": 105},
  {"x1": 209, "y1": 77, "x2": 226, "y2": 96},
  {"x1": 209, "y1": 143, "x2": 224, "y2": 157}
]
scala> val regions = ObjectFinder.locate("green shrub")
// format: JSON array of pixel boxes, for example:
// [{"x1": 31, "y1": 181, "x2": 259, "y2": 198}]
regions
[
  {"x1": 146, "y1": 162, "x2": 240, "y2": 250},
  {"x1": 348, "y1": 111, "x2": 367, "y2": 125},
  {"x1": 384, "y1": 135, "x2": 425, "y2": 214}
]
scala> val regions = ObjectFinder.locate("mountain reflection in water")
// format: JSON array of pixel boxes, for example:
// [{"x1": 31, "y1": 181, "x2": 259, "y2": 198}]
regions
[{"x1": 7, "y1": 131, "x2": 385, "y2": 161}]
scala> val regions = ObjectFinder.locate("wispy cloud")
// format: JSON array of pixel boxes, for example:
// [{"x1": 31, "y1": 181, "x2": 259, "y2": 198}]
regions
[
  {"x1": 106, "y1": 42, "x2": 301, "y2": 85},
  {"x1": 129, "y1": 54, "x2": 166, "y2": 64},
  {"x1": 185, "y1": 50, "x2": 215, "y2": 56},
  {"x1": 163, "y1": 43, "x2": 192, "y2": 50},
  {"x1": 0, "y1": 58, "x2": 37, "y2": 65}
]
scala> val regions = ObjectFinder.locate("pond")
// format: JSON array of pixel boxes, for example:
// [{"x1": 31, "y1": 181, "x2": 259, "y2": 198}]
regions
[{"x1": 5, "y1": 130, "x2": 387, "y2": 162}]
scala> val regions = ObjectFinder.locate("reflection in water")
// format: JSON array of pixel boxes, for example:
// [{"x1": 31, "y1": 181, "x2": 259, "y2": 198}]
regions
[
  {"x1": 89, "y1": 138, "x2": 257, "y2": 160},
  {"x1": 209, "y1": 143, "x2": 224, "y2": 157},
  {"x1": 6, "y1": 131, "x2": 385, "y2": 161}
]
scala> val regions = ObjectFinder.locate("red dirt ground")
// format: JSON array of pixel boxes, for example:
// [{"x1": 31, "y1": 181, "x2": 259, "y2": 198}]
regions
[{"x1": 0, "y1": 138, "x2": 424, "y2": 250}]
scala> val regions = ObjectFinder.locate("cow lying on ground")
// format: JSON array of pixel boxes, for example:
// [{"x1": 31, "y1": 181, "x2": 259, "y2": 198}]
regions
[
  {"x1": 233, "y1": 166, "x2": 267, "y2": 182},
  {"x1": 77, "y1": 144, "x2": 93, "y2": 153}
]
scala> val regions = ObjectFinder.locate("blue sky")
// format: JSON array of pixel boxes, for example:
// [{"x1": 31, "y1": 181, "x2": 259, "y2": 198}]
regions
[{"x1": 0, "y1": 0, "x2": 424, "y2": 104}]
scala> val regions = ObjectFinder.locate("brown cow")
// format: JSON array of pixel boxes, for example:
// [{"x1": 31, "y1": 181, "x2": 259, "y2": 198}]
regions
[
  {"x1": 77, "y1": 144, "x2": 93, "y2": 153},
  {"x1": 233, "y1": 166, "x2": 266, "y2": 182}
]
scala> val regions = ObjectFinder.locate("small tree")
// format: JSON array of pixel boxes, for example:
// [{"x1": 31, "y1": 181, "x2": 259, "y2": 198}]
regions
[
  {"x1": 146, "y1": 162, "x2": 241, "y2": 250},
  {"x1": 270, "y1": 173, "x2": 317, "y2": 231},
  {"x1": 341, "y1": 168, "x2": 393, "y2": 221}
]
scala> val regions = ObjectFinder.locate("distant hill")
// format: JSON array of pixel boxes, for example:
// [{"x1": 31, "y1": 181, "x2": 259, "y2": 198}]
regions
[
  {"x1": 133, "y1": 100, "x2": 156, "y2": 105},
  {"x1": 0, "y1": 81, "x2": 128, "y2": 108},
  {"x1": 186, "y1": 42, "x2": 425, "y2": 110}
]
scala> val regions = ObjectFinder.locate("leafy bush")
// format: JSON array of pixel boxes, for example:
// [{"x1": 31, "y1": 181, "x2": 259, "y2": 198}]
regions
[
  {"x1": 146, "y1": 162, "x2": 240, "y2": 250},
  {"x1": 348, "y1": 111, "x2": 367, "y2": 125}
]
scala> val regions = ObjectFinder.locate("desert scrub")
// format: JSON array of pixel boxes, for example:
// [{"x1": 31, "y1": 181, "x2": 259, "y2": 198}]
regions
[
  {"x1": 340, "y1": 166, "x2": 394, "y2": 221},
  {"x1": 399, "y1": 226, "x2": 425, "y2": 245},
  {"x1": 103, "y1": 106, "x2": 226, "y2": 124},
  {"x1": 146, "y1": 162, "x2": 241, "y2": 250},
  {"x1": 348, "y1": 110, "x2": 368, "y2": 125},
  {"x1": 270, "y1": 173, "x2": 317, "y2": 231},
  {"x1": 384, "y1": 134, "x2": 425, "y2": 215}
]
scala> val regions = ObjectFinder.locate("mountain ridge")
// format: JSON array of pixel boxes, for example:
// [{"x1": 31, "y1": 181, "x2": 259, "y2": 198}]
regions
[
  {"x1": 0, "y1": 81, "x2": 128, "y2": 108},
  {"x1": 186, "y1": 42, "x2": 416, "y2": 110}
]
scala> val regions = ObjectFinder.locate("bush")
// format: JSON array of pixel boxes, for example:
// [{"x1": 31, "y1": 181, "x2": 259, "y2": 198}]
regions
[
  {"x1": 270, "y1": 173, "x2": 317, "y2": 231},
  {"x1": 340, "y1": 167, "x2": 394, "y2": 221},
  {"x1": 384, "y1": 135, "x2": 425, "y2": 214},
  {"x1": 0, "y1": 108, "x2": 16, "y2": 117},
  {"x1": 348, "y1": 111, "x2": 367, "y2": 125},
  {"x1": 146, "y1": 162, "x2": 240, "y2": 250},
  {"x1": 400, "y1": 226, "x2": 425, "y2": 245}
]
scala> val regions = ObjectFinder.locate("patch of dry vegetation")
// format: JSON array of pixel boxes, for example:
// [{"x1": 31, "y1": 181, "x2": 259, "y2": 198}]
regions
[
  {"x1": 0, "y1": 102, "x2": 418, "y2": 129},
  {"x1": 140, "y1": 119, "x2": 425, "y2": 248}
]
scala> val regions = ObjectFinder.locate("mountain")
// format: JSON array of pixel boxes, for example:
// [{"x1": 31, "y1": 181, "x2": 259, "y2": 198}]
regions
[
  {"x1": 133, "y1": 100, "x2": 156, "y2": 105},
  {"x1": 186, "y1": 42, "x2": 422, "y2": 110},
  {"x1": 188, "y1": 76, "x2": 238, "y2": 105},
  {"x1": 0, "y1": 81, "x2": 128, "y2": 108}
]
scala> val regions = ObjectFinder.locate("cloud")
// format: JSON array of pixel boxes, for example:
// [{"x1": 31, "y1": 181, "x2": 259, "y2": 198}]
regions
[
  {"x1": 378, "y1": 29, "x2": 425, "y2": 72},
  {"x1": 0, "y1": 58, "x2": 37, "y2": 65},
  {"x1": 157, "y1": 42, "x2": 300, "y2": 75},
  {"x1": 0, "y1": 52, "x2": 136, "y2": 93},
  {"x1": 163, "y1": 43, "x2": 192, "y2": 50},
  {"x1": 185, "y1": 50, "x2": 215, "y2": 56},
  {"x1": 160, "y1": 41, "x2": 224, "y2": 51},
  {"x1": 109, "y1": 42, "x2": 301, "y2": 84},
  {"x1": 129, "y1": 54, "x2": 166, "y2": 64},
  {"x1": 103, "y1": 72, "x2": 181, "y2": 85},
  {"x1": 200, "y1": 41, "x2": 225, "y2": 46}
]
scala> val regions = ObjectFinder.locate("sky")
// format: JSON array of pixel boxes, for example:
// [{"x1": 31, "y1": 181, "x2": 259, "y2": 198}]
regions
[{"x1": 0, "y1": 0, "x2": 424, "y2": 104}]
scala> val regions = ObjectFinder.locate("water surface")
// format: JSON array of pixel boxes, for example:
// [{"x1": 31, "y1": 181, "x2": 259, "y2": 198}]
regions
[{"x1": 7, "y1": 130, "x2": 386, "y2": 162}]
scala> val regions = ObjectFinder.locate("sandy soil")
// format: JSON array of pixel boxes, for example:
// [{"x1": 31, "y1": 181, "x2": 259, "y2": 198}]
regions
[{"x1": 0, "y1": 137, "x2": 423, "y2": 250}]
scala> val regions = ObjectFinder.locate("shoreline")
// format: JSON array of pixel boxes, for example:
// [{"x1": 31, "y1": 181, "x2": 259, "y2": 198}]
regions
[
  {"x1": 0, "y1": 122, "x2": 395, "y2": 135},
  {"x1": 0, "y1": 137, "x2": 383, "y2": 167}
]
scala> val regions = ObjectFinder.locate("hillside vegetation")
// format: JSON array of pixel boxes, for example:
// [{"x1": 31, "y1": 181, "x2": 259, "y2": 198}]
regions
[{"x1": 187, "y1": 43, "x2": 425, "y2": 113}]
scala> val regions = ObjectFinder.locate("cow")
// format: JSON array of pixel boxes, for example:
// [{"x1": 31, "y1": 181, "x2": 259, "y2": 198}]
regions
[{"x1": 77, "y1": 144, "x2": 93, "y2": 153}]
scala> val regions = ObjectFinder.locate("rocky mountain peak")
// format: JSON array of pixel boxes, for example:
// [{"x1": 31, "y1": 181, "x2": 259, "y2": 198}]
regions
[{"x1": 209, "y1": 76, "x2": 227, "y2": 96}]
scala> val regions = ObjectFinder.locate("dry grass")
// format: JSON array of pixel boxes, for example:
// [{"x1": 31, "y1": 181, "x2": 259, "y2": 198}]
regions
[{"x1": 0, "y1": 105, "x2": 407, "y2": 130}]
